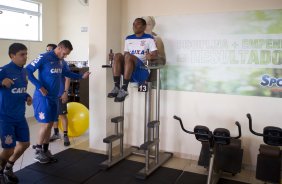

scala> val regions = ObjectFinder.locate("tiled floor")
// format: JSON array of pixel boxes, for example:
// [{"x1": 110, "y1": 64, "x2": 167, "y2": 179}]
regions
[{"x1": 4, "y1": 119, "x2": 276, "y2": 184}]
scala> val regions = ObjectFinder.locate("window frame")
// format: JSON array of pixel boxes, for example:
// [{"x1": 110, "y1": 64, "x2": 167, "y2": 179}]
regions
[{"x1": 0, "y1": 0, "x2": 42, "y2": 41}]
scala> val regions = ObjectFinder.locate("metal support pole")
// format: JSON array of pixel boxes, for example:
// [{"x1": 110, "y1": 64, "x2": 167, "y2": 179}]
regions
[
  {"x1": 156, "y1": 69, "x2": 160, "y2": 121},
  {"x1": 145, "y1": 150, "x2": 150, "y2": 172},
  {"x1": 144, "y1": 82, "x2": 152, "y2": 142},
  {"x1": 155, "y1": 68, "x2": 160, "y2": 163},
  {"x1": 109, "y1": 143, "x2": 112, "y2": 162},
  {"x1": 120, "y1": 101, "x2": 124, "y2": 156},
  {"x1": 115, "y1": 124, "x2": 118, "y2": 135},
  {"x1": 120, "y1": 76, "x2": 124, "y2": 156},
  {"x1": 207, "y1": 153, "x2": 214, "y2": 184}
]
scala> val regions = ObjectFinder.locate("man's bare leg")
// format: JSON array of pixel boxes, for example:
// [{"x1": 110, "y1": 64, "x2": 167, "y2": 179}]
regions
[
  {"x1": 60, "y1": 115, "x2": 70, "y2": 146},
  {"x1": 108, "y1": 53, "x2": 125, "y2": 98}
]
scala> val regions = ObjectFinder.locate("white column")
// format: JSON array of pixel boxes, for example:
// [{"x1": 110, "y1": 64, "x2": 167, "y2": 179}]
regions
[{"x1": 89, "y1": 0, "x2": 121, "y2": 152}]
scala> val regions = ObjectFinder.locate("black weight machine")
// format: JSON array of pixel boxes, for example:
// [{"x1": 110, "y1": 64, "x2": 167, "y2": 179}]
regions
[
  {"x1": 100, "y1": 50, "x2": 172, "y2": 179},
  {"x1": 246, "y1": 113, "x2": 282, "y2": 184},
  {"x1": 173, "y1": 116, "x2": 243, "y2": 184}
]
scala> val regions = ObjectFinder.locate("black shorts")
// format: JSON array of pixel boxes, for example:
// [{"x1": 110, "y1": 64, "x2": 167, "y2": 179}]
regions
[{"x1": 58, "y1": 98, "x2": 68, "y2": 115}]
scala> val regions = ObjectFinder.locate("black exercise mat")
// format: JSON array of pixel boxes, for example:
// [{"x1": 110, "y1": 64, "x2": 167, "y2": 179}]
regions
[
  {"x1": 17, "y1": 148, "x2": 107, "y2": 184},
  {"x1": 25, "y1": 148, "x2": 93, "y2": 175},
  {"x1": 85, "y1": 159, "x2": 183, "y2": 184},
  {"x1": 218, "y1": 178, "x2": 249, "y2": 184},
  {"x1": 33, "y1": 175, "x2": 77, "y2": 184},
  {"x1": 14, "y1": 168, "x2": 49, "y2": 183},
  {"x1": 175, "y1": 171, "x2": 207, "y2": 184},
  {"x1": 16, "y1": 148, "x2": 250, "y2": 184},
  {"x1": 129, "y1": 166, "x2": 183, "y2": 184},
  {"x1": 51, "y1": 151, "x2": 107, "y2": 183},
  {"x1": 176, "y1": 171, "x2": 250, "y2": 184}
]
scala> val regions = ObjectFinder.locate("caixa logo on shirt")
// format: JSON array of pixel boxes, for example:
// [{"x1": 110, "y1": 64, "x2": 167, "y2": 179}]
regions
[
  {"x1": 130, "y1": 50, "x2": 145, "y2": 55},
  {"x1": 50, "y1": 68, "x2": 62, "y2": 73},
  {"x1": 260, "y1": 75, "x2": 282, "y2": 87},
  {"x1": 11, "y1": 87, "x2": 27, "y2": 94}
]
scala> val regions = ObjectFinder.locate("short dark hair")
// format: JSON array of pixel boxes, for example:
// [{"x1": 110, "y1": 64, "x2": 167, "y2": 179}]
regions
[
  {"x1": 8, "y1": 43, "x2": 27, "y2": 57},
  {"x1": 46, "y1": 44, "x2": 57, "y2": 50},
  {"x1": 58, "y1": 40, "x2": 73, "y2": 51},
  {"x1": 135, "y1": 18, "x2": 146, "y2": 26}
]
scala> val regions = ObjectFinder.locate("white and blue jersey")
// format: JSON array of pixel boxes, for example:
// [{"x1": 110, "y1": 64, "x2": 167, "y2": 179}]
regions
[
  {"x1": 0, "y1": 61, "x2": 30, "y2": 148},
  {"x1": 124, "y1": 33, "x2": 157, "y2": 63},
  {"x1": 124, "y1": 33, "x2": 157, "y2": 83},
  {"x1": 26, "y1": 51, "x2": 82, "y2": 123}
]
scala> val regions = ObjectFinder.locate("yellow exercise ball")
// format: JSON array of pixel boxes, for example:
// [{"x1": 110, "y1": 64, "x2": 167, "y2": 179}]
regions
[{"x1": 58, "y1": 102, "x2": 89, "y2": 137}]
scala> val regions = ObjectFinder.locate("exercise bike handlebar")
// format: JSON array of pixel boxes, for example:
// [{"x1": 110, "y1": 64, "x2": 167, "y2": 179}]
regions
[
  {"x1": 237, "y1": 121, "x2": 242, "y2": 138},
  {"x1": 233, "y1": 121, "x2": 242, "y2": 139},
  {"x1": 173, "y1": 115, "x2": 195, "y2": 134},
  {"x1": 246, "y1": 113, "x2": 264, "y2": 137},
  {"x1": 174, "y1": 115, "x2": 241, "y2": 139},
  {"x1": 247, "y1": 113, "x2": 282, "y2": 141},
  {"x1": 173, "y1": 115, "x2": 213, "y2": 139}
]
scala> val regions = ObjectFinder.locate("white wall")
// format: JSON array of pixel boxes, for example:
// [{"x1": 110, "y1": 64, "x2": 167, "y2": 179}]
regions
[
  {"x1": 57, "y1": 0, "x2": 89, "y2": 61},
  {"x1": 0, "y1": 0, "x2": 59, "y2": 117},
  {"x1": 89, "y1": 0, "x2": 282, "y2": 169}
]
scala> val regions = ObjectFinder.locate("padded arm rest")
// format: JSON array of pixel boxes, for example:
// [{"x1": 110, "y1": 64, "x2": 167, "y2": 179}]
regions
[{"x1": 111, "y1": 116, "x2": 124, "y2": 123}]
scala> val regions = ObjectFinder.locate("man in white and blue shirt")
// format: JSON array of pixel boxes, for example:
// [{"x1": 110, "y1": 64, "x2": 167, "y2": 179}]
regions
[{"x1": 108, "y1": 18, "x2": 158, "y2": 102}]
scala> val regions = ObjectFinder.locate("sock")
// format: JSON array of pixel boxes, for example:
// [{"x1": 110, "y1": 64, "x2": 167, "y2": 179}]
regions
[
  {"x1": 36, "y1": 144, "x2": 42, "y2": 150},
  {"x1": 54, "y1": 128, "x2": 59, "y2": 135},
  {"x1": 63, "y1": 131, "x2": 68, "y2": 137},
  {"x1": 43, "y1": 143, "x2": 49, "y2": 153},
  {"x1": 122, "y1": 79, "x2": 130, "y2": 91},
  {"x1": 114, "y1": 76, "x2": 121, "y2": 88},
  {"x1": 5, "y1": 160, "x2": 14, "y2": 171}
]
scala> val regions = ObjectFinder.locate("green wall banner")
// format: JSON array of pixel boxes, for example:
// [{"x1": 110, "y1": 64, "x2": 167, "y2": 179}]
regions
[{"x1": 155, "y1": 9, "x2": 282, "y2": 98}]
